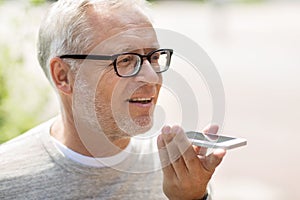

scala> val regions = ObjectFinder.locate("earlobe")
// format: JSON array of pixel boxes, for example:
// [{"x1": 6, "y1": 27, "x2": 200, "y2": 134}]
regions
[{"x1": 50, "y1": 57, "x2": 72, "y2": 95}]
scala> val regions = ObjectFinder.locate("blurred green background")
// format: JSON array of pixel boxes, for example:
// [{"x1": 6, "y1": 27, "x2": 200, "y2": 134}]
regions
[
  {"x1": 1, "y1": 0, "x2": 300, "y2": 199},
  {"x1": 0, "y1": 0, "x2": 267, "y2": 143},
  {"x1": 0, "y1": 45, "x2": 52, "y2": 143},
  {"x1": 0, "y1": 0, "x2": 55, "y2": 143}
]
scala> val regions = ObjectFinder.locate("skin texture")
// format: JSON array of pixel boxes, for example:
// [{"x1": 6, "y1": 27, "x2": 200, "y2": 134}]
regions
[
  {"x1": 50, "y1": 6, "x2": 160, "y2": 156},
  {"x1": 48, "y1": 4, "x2": 226, "y2": 200},
  {"x1": 157, "y1": 125, "x2": 226, "y2": 200}
]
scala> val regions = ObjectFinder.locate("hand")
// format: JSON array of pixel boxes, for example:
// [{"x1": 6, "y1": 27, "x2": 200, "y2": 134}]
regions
[{"x1": 157, "y1": 125, "x2": 226, "y2": 200}]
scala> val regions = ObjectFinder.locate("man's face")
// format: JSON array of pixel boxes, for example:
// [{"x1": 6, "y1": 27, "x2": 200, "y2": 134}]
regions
[{"x1": 86, "y1": 7, "x2": 162, "y2": 141}]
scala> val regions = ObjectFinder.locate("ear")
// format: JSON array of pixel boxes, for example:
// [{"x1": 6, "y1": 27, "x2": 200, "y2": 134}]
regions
[{"x1": 50, "y1": 57, "x2": 73, "y2": 95}]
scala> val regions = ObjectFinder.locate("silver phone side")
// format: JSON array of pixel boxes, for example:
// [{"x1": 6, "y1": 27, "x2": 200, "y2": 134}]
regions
[{"x1": 186, "y1": 131, "x2": 247, "y2": 150}]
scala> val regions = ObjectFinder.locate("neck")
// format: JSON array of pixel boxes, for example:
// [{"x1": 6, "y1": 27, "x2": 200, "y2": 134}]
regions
[{"x1": 50, "y1": 115, "x2": 130, "y2": 157}]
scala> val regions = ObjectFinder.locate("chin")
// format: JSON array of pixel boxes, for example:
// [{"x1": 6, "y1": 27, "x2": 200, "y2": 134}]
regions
[
  {"x1": 115, "y1": 115, "x2": 153, "y2": 136},
  {"x1": 132, "y1": 115, "x2": 153, "y2": 133}
]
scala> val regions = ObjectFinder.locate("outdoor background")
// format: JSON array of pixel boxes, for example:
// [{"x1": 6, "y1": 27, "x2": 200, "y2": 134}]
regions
[{"x1": 0, "y1": 0, "x2": 299, "y2": 199}]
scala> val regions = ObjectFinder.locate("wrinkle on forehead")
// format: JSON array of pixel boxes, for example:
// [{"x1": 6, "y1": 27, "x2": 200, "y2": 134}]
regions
[{"x1": 91, "y1": 28, "x2": 159, "y2": 55}]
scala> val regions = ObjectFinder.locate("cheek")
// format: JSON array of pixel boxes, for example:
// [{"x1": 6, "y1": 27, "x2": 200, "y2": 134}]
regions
[
  {"x1": 95, "y1": 71, "x2": 126, "y2": 106},
  {"x1": 95, "y1": 71, "x2": 118, "y2": 103},
  {"x1": 155, "y1": 77, "x2": 163, "y2": 100}
]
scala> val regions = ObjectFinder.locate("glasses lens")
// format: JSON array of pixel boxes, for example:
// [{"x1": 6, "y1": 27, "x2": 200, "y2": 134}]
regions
[
  {"x1": 116, "y1": 54, "x2": 141, "y2": 76},
  {"x1": 150, "y1": 50, "x2": 171, "y2": 73}
]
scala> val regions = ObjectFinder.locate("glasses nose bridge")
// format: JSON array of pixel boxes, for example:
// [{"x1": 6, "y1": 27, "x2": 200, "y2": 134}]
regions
[
  {"x1": 139, "y1": 54, "x2": 152, "y2": 65},
  {"x1": 137, "y1": 53, "x2": 157, "y2": 77}
]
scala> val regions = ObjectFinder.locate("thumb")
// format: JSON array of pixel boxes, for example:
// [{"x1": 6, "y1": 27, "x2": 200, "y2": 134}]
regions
[
  {"x1": 196, "y1": 124, "x2": 219, "y2": 156},
  {"x1": 201, "y1": 149, "x2": 226, "y2": 172},
  {"x1": 202, "y1": 124, "x2": 219, "y2": 134}
]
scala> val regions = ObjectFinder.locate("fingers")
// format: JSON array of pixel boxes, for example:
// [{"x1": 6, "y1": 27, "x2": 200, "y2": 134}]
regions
[
  {"x1": 161, "y1": 126, "x2": 189, "y2": 179},
  {"x1": 172, "y1": 126, "x2": 198, "y2": 169},
  {"x1": 158, "y1": 125, "x2": 199, "y2": 176},
  {"x1": 157, "y1": 124, "x2": 226, "y2": 200},
  {"x1": 199, "y1": 124, "x2": 220, "y2": 156},
  {"x1": 203, "y1": 124, "x2": 219, "y2": 134},
  {"x1": 193, "y1": 145, "x2": 201, "y2": 154},
  {"x1": 157, "y1": 128, "x2": 176, "y2": 179},
  {"x1": 200, "y1": 124, "x2": 226, "y2": 171},
  {"x1": 158, "y1": 125, "x2": 226, "y2": 177},
  {"x1": 200, "y1": 148, "x2": 226, "y2": 172}
]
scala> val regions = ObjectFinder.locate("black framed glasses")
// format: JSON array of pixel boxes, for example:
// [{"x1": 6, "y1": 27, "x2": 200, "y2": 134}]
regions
[{"x1": 59, "y1": 48, "x2": 173, "y2": 77}]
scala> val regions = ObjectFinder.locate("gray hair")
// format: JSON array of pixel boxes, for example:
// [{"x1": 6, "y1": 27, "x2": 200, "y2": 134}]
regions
[{"x1": 37, "y1": 0, "x2": 151, "y2": 83}]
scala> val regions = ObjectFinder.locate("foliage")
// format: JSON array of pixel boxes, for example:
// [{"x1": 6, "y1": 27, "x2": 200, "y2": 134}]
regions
[
  {"x1": 29, "y1": 0, "x2": 46, "y2": 6},
  {"x1": 0, "y1": 54, "x2": 8, "y2": 131},
  {"x1": 0, "y1": 45, "x2": 52, "y2": 144}
]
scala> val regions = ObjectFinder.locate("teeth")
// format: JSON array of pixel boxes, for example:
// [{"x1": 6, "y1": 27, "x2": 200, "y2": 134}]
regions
[
  {"x1": 128, "y1": 97, "x2": 152, "y2": 103},
  {"x1": 131, "y1": 98, "x2": 151, "y2": 101}
]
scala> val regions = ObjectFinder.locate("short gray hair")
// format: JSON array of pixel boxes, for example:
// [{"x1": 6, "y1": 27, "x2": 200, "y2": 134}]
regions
[{"x1": 37, "y1": 0, "x2": 150, "y2": 83}]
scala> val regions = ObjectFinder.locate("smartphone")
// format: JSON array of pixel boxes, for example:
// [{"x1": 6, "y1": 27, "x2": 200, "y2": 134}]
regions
[{"x1": 186, "y1": 131, "x2": 247, "y2": 150}]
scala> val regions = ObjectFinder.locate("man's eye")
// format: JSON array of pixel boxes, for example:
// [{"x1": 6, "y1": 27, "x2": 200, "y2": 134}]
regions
[
  {"x1": 121, "y1": 58, "x2": 130, "y2": 63},
  {"x1": 118, "y1": 55, "x2": 133, "y2": 64},
  {"x1": 151, "y1": 53, "x2": 160, "y2": 60}
]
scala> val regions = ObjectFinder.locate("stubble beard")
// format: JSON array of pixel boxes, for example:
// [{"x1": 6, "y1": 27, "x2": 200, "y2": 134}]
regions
[{"x1": 95, "y1": 99, "x2": 154, "y2": 143}]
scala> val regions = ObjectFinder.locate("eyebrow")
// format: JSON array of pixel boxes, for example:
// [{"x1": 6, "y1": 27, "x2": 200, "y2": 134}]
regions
[
  {"x1": 119, "y1": 46, "x2": 138, "y2": 53},
  {"x1": 118, "y1": 46, "x2": 160, "y2": 54}
]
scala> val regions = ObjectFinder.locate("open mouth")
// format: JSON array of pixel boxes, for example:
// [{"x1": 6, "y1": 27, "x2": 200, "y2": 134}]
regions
[{"x1": 127, "y1": 97, "x2": 153, "y2": 104}]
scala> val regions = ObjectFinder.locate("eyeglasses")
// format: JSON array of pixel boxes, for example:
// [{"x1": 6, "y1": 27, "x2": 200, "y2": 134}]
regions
[{"x1": 59, "y1": 48, "x2": 173, "y2": 77}]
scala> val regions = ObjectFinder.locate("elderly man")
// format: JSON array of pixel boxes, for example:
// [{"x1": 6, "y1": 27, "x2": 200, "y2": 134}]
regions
[{"x1": 0, "y1": 0, "x2": 225, "y2": 199}]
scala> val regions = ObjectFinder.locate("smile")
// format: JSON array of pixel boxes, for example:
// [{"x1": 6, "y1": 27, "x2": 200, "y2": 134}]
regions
[{"x1": 127, "y1": 97, "x2": 153, "y2": 104}]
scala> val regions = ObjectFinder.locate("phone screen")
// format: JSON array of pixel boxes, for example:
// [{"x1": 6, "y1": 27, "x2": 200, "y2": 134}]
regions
[{"x1": 186, "y1": 132, "x2": 235, "y2": 143}]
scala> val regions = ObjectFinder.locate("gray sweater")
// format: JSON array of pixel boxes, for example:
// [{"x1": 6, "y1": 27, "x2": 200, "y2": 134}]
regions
[{"x1": 0, "y1": 119, "x2": 166, "y2": 200}]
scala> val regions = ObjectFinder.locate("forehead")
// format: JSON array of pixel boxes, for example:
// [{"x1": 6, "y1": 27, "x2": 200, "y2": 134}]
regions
[
  {"x1": 87, "y1": 5, "x2": 159, "y2": 54},
  {"x1": 94, "y1": 28, "x2": 159, "y2": 55}
]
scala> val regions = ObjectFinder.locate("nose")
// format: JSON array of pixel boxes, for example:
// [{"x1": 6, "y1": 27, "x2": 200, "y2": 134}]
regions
[{"x1": 135, "y1": 59, "x2": 161, "y2": 84}]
